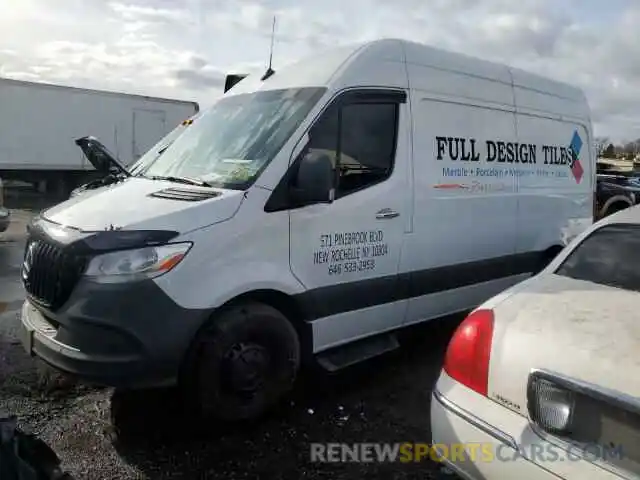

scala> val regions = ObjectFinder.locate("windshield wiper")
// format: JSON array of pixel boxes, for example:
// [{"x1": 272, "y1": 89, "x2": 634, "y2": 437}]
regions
[{"x1": 145, "y1": 174, "x2": 213, "y2": 187}]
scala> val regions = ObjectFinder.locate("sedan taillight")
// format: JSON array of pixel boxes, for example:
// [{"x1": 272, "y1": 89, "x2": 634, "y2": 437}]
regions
[{"x1": 443, "y1": 309, "x2": 494, "y2": 396}]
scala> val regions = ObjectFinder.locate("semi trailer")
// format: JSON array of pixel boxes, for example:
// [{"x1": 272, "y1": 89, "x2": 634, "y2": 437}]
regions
[{"x1": 0, "y1": 77, "x2": 199, "y2": 197}]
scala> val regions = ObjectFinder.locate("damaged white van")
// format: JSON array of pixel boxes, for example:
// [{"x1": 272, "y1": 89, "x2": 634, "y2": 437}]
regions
[{"x1": 19, "y1": 38, "x2": 594, "y2": 421}]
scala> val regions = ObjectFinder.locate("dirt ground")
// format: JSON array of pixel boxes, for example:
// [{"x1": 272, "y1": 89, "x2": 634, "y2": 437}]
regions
[
  {"x1": 1, "y1": 320, "x2": 461, "y2": 479},
  {"x1": 0, "y1": 188, "x2": 462, "y2": 479}
]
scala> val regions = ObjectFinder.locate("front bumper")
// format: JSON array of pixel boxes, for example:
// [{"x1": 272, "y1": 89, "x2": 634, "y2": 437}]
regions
[
  {"x1": 19, "y1": 278, "x2": 208, "y2": 388},
  {"x1": 0, "y1": 207, "x2": 10, "y2": 233}
]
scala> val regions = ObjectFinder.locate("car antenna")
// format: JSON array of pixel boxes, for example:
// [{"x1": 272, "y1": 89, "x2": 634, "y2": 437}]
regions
[{"x1": 261, "y1": 15, "x2": 276, "y2": 81}]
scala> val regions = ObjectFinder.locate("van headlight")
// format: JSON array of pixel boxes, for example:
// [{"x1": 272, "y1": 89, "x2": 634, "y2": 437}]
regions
[{"x1": 84, "y1": 243, "x2": 192, "y2": 283}]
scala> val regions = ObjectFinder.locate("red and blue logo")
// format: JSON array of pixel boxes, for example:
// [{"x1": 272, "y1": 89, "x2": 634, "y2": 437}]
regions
[{"x1": 569, "y1": 130, "x2": 584, "y2": 183}]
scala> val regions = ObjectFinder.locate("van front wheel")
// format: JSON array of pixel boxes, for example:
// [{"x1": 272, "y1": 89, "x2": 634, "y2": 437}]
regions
[{"x1": 186, "y1": 302, "x2": 300, "y2": 422}]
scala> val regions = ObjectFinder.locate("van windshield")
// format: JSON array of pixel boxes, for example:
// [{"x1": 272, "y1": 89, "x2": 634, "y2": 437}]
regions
[
  {"x1": 130, "y1": 116, "x2": 199, "y2": 175},
  {"x1": 140, "y1": 87, "x2": 326, "y2": 190}
]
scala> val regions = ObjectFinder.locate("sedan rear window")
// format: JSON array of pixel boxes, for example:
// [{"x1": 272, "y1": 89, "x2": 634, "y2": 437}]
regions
[{"x1": 556, "y1": 224, "x2": 640, "y2": 291}]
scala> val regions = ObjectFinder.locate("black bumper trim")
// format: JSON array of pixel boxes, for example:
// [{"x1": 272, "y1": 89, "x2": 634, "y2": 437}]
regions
[{"x1": 20, "y1": 277, "x2": 209, "y2": 389}]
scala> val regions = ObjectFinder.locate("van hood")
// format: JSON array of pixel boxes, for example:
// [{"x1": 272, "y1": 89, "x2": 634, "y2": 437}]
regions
[
  {"x1": 487, "y1": 274, "x2": 640, "y2": 415},
  {"x1": 41, "y1": 176, "x2": 245, "y2": 233}
]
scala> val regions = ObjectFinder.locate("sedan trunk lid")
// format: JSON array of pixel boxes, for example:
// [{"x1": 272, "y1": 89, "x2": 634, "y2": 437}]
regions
[{"x1": 487, "y1": 274, "x2": 640, "y2": 416}]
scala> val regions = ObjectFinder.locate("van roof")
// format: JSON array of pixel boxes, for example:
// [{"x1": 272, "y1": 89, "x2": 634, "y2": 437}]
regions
[{"x1": 225, "y1": 38, "x2": 586, "y2": 105}]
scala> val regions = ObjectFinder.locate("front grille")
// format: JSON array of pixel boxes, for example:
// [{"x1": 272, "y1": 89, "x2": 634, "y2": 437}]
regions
[{"x1": 22, "y1": 240, "x2": 87, "y2": 310}]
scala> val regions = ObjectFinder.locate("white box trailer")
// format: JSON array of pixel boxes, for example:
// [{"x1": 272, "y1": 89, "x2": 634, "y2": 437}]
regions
[{"x1": 0, "y1": 77, "x2": 199, "y2": 195}]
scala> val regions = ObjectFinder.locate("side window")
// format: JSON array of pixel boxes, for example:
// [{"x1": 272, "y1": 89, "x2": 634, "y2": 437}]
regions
[
  {"x1": 338, "y1": 103, "x2": 397, "y2": 196},
  {"x1": 555, "y1": 225, "x2": 640, "y2": 292},
  {"x1": 306, "y1": 106, "x2": 339, "y2": 168},
  {"x1": 305, "y1": 100, "x2": 399, "y2": 198}
]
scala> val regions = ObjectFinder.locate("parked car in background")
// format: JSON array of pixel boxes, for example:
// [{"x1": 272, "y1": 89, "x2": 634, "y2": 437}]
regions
[
  {"x1": 0, "y1": 176, "x2": 10, "y2": 233},
  {"x1": 595, "y1": 173, "x2": 640, "y2": 219},
  {"x1": 431, "y1": 204, "x2": 640, "y2": 479}
]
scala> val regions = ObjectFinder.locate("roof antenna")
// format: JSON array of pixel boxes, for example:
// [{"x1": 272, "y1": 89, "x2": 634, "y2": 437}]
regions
[{"x1": 261, "y1": 15, "x2": 276, "y2": 81}]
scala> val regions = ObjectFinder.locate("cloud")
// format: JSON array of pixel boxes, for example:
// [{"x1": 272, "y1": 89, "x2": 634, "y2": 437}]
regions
[
  {"x1": 107, "y1": 2, "x2": 190, "y2": 23},
  {"x1": 0, "y1": 0, "x2": 638, "y2": 140},
  {"x1": 174, "y1": 56, "x2": 226, "y2": 89}
]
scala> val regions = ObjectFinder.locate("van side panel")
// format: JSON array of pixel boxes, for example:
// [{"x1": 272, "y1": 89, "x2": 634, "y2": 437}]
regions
[
  {"x1": 509, "y1": 68, "x2": 590, "y2": 119},
  {"x1": 510, "y1": 72, "x2": 594, "y2": 250},
  {"x1": 513, "y1": 113, "x2": 593, "y2": 254},
  {"x1": 402, "y1": 41, "x2": 513, "y2": 85},
  {"x1": 399, "y1": 60, "x2": 526, "y2": 326}
]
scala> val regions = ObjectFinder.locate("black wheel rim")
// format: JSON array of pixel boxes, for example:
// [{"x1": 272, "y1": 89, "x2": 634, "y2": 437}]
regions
[{"x1": 221, "y1": 342, "x2": 271, "y2": 398}]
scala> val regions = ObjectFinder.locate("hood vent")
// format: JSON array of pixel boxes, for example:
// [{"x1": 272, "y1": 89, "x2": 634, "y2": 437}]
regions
[{"x1": 149, "y1": 187, "x2": 221, "y2": 202}]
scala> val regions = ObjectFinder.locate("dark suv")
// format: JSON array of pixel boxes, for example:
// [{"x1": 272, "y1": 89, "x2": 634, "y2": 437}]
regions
[{"x1": 595, "y1": 163, "x2": 640, "y2": 219}]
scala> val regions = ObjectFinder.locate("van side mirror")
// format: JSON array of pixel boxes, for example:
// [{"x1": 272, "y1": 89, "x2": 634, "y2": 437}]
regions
[{"x1": 291, "y1": 151, "x2": 334, "y2": 205}]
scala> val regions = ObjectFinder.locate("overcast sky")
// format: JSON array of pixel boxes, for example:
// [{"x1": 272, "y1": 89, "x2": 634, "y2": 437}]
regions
[{"x1": 0, "y1": 0, "x2": 637, "y2": 142}]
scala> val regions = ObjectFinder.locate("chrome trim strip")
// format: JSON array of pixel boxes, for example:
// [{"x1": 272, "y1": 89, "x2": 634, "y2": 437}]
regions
[
  {"x1": 433, "y1": 389, "x2": 518, "y2": 450},
  {"x1": 433, "y1": 390, "x2": 565, "y2": 479}
]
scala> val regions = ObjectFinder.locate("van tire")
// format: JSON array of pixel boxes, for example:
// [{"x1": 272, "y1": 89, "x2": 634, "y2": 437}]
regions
[{"x1": 185, "y1": 302, "x2": 300, "y2": 422}]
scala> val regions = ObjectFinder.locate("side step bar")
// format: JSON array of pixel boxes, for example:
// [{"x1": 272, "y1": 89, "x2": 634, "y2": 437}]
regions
[{"x1": 315, "y1": 333, "x2": 400, "y2": 372}]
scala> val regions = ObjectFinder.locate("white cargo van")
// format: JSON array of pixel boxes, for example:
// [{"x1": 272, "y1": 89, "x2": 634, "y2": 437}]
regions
[{"x1": 18, "y1": 39, "x2": 594, "y2": 421}]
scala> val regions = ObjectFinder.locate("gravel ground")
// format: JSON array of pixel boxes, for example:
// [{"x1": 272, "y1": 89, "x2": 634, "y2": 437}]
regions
[
  {"x1": 1, "y1": 316, "x2": 462, "y2": 479},
  {"x1": 0, "y1": 190, "x2": 463, "y2": 480}
]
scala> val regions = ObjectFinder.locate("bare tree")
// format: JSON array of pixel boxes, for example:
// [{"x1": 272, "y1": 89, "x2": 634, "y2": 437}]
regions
[
  {"x1": 623, "y1": 142, "x2": 636, "y2": 154},
  {"x1": 594, "y1": 136, "x2": 609, "y2": 156}
]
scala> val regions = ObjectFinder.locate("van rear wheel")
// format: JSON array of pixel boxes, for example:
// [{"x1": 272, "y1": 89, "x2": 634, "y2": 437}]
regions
[{"x1": 186, "y1": 302, "x2": 300, "y2": 422}]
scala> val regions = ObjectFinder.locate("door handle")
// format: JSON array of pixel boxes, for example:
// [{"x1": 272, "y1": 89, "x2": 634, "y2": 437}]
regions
[{"x1": 375, "y1": 208, "x2": 400, "y2": 219}]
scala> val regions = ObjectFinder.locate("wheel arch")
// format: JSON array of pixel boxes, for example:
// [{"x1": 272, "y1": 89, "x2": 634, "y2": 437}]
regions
[
  {"x1": 600, "y1": 195, "x2": 633, "y2": 217},
  {"x1": 178, "y1": 288, "x2": 313, "y2": 385},
  {"x1": 216, "y1": 289, "x2": 312, "y2": 353}
]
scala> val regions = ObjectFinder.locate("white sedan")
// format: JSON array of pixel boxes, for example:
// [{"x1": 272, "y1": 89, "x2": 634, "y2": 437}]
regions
[{"x1": 431, "y1": 207, "x2": 640, "y2": 479}]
